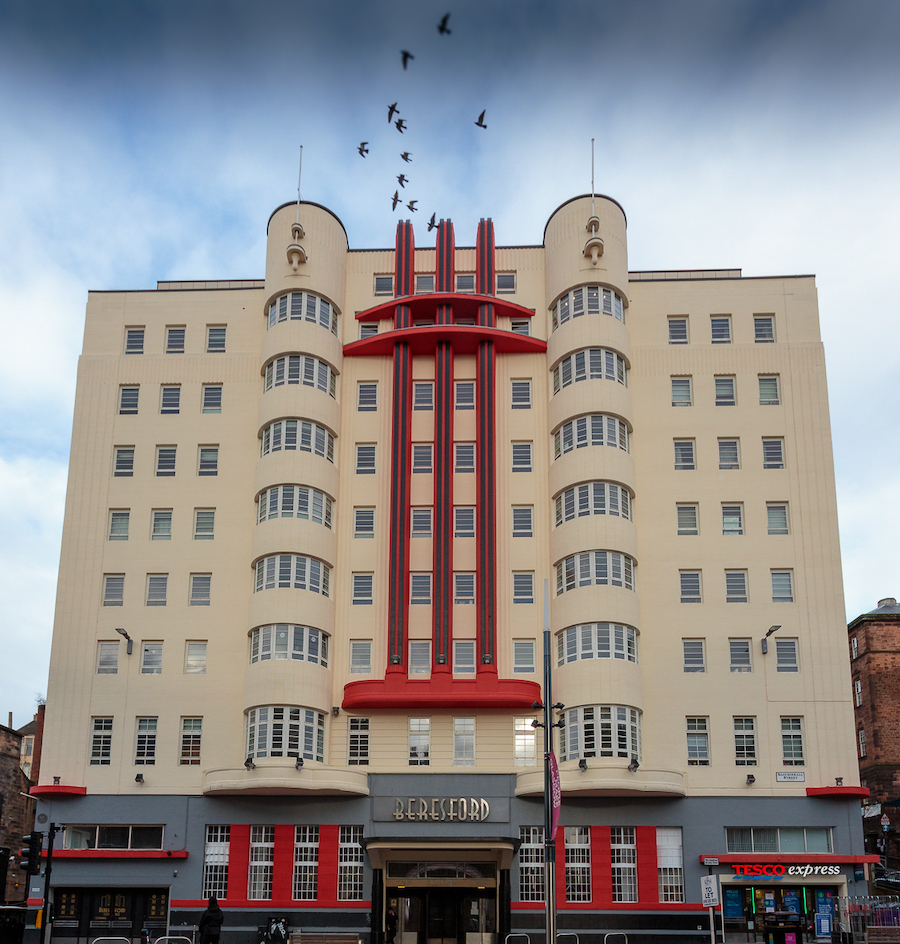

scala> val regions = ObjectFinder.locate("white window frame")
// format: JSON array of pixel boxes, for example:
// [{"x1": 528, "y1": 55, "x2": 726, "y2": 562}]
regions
[
  {"x1": 109, "y1": 509, "x2": 130, "y2": 541},
  {"x1": 190, "y1": 574, "x2": 211, "y2": 607},
  {"x1": 103, "y1": 574, "x2": 125, "y2": 606},
  {"x1": 412, "y1": 443, "x2": 433, "y2": 473},
  {"x1": 513, "y1": 572, "x2": 535, "y2": 604},
  {"x1": 194, "y1": 508, "x2": 215, "y2": 540},
  {"x1": 141, "y1": 641, "x2": 163, "y2": 674},
  {"x1": 512, "y1": 506, "x2": 534, "y2": 538},
  {"x1": 410, "y1": 574, "x2": 432, "y2": 605},
  {"x1": 682, "y1": 639, "x2": 705, "y2": 673},
  {"x1": 763, "y1": 438, "x2": 785, "y2": 469},
  {"x1": 680, "y1": 571, "x2": 701, "y2": 603},
  {"x1": 775, "y1": 638, "x2": 799, "y2": 672},
  {"x1": 119, "y1": 386, "x2": 139, "y2": 415},
  {"x1": 511, "y1": 442, "x2": 533, "y2": 472},
  {"x1": 455, "y1": 380, "x2": 475, "y2": 410},
  {"x1": 514, "y1": 639, "x2": 536, "y2": 673},
  {"x1": 722, "y1": 503, "x2": 744, "y2": 536},
  {"x1": 151, "y1": 509, "x2": 172, "y2": 540},
  {"x1": 293, "y1": 826, "x2": 319, "y2": 900},
  {"x1": 454, "y1": 572, "x2": 475, "y2": 605},
  {"x1": 710, "y1": 315, "x2": 732, "y2": 343},
  {"x1": 715, "y1": 375, "x2": 736, "y2": 406},
  {"x1": 767, "y1": 503, "x2": 789, "y2": 535},
  {"x1": 674, "y1": 439, "x2": 695, "y2": 470},
  {"x1": 754, "y1": 315, "x2": 775, "y2": 343},
  {"x1": 453, "y1": 717, "x2": 476, "y2": 767},
  {"x1": 671, "y1": 377, "x2": 692, "y2": 407},
  {"x1": 350, "y1": 640, "x2": 372, "y2": 674},
  {"x1": 206, "y1": 325, "x2": 227, "y2": 353},
  {"x1": 781, "y1": 716, "x2": 804, "y2": 766},
  {"x1": 413, "y1": 381, "x2": 434, "y2": 411},
  {"x1": 348, "y1": 718, "x2": 370, "y2": 765},
  {"x1": 409, "y1": 640, "x2": 431, "y2": 676},
  {"x1": 97, "y1": 641, "x2": 119, "y2": 675},
  {"x1": 202, "y1": 384, "x2": 222, "y2": 413},
  {"x1": 454, "y1": 506, "x2": 475, "y2": 537},
  {"x1": 354, "y1": 507, "x2": 375, "y2": 538},
  {"x1": 718, "y1": 439, "x2": 740, "y2": 470},
  {"x1": 511, "y1": 379, "x2": 532, "y2": 409},
  {"x1": 185, "y1": 641, "x2": 207, "y2": 674},
  {"x1": 198, "y1": 445, "x2": 219, "y2": 476},
  {"x1": 356, "y1": 444, "x2": 376, "y2": 474},
  {"x1": 725, "y1": 570, "x2": 748, "y2": 603},
  {"x1": 772, "y1": 570, "x2": 794, "y2": 603},
  {"x1": 668, "y1": 317, "x2": 688, "y2": 344},
  {"x1": 515, "y1": 719, "x2": 537, "y2": 768},
  {"x1": 166, "y1": 326, "x2": 185, "y2": 353},
  {"x1": 676, "y1": 504, "x2": 698, "y2": 536},
  {"x1": 352, "y1": 573, "x2": 373, "y2": 605},
  {"x1": 357, "y1": 382, "x2": 378, "y2": 411},
  {"x1": 180, "y1": 717, "x2": 202, "y2": 765},
  {"x1": 453, "y1": 639, "x2": 476, "y2": 675},
  {"x1": 156, "y1": 445, "x2": 176, "y2": 477},
  {"x1": 734, "y1": 716, "x2": 757, "y2": 766},
  {"x1": 686, "y1": 717, "x2": 710, "y2": 766},
  {"x1": 146, "y1": 575, "x2": 167, "y2": 607},
  {"x1": 408, "y1": 718, "x2": 430, "y2": 765},
  {"x1": 160, "y1": 385, "x2": 181, "y2": 414},
  {"x1": 611, "y1": 826, "x2": 638, "y2": 902},
  {"x1": 759, "y1": 374, "x2": 780, "y2": 405},
  {"x1": 454, "y1": 442, "x2": 475, "y2": 473},
  {"x1": 730, "y1": 639, "x2": 751, "y2": 672}
]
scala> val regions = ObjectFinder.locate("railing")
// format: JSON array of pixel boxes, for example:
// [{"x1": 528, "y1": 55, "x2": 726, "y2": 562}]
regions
[{"x1": 835, "y1": 896, "x2": 900, "y2": 944}]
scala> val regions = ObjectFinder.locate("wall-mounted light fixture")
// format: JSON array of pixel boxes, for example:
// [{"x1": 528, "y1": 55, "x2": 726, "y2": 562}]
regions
[
  {"x1": 835, "y1": 777, "x2": 844, "y2": 787},
  {"x1": 244, "y1": 756, "x2": 256, "y2": 770},
  {"x1": 135, "y1": 773, "x2": 144, "y2": 784},
  {"x1": 760, "y1": 625, "x2": 782, "y2": 654},
  {"x1": 578, "y1": 758, "x2": 588, "y2": 771},
  {"x1": 746, "y1": 774, "x2": 756, "y2": 785},
  {"x1": 628, "y1": 758, "x2": 639, "y2": 773},
  {"x1": 331, "y1": 706, "x2": 340, "y2": 717},
  {"x1": 295, "y1": 757, "x2": 304, "y2": 769},
  {"x1": 115, "y1": 627, "x2": 133, "y2": 655}
]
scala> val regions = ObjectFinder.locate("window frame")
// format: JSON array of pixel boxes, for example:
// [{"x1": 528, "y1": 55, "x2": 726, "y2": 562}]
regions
[
  {"x1": 668, "y1": 317, "x2": 688, "y2": 344},
  {"x1": 674, "y1": 440, "x2": 695, "y2": 471},
  {"x1": 686, "y1": 717, "x2": 710, "y2": 766},
  {"x1": 109, "y1": 509, "x2": 130, "y2": 541},
  {"x1": 119, "y1": 386, "x2": 139, "y2": 415},
  {"x1": 511, "y1": 442, "x2": 533, "y2": 472},
  {"x1": 202, "y1": 385, "x2": 222, "y2": 414},
  {"x1": 206, "y1": 325, "x2": 227, "y2": 353},
  {"x1": 714, "y1": 375, "x2": 737, "y2": 406},
  {"x1": 725, "y1": 570, "x2": 748, "y2": 604},
  {"x1": 682, "y1": 639, "x2": 705, "y2": 673},
  {"x1": 354, "y1": 507, "x2": 375, "y2": 538},
  {"x1": 676, "y1": 504, "x2": 698, "y2": 536},
  {"x1": 710, "y1": 315, "x2": 732, "y2": 344},
  {"x1": 718, "y1": 439, "x2": 740, "y2": 470},
  {"x1": 754, "y1": 315, "x2": 775, "y2": 343},
  {"x1": 759, "y1": 375, "x2": 780, "y2": 405},
  {"x1": 729, "y1": 639, "x2": 752, "y2": 673},
  {"x1": 680, "y1": 571, "x2": 702, "y2": 603},
  {"x1": 141, "y1": 640, "x2": 163, "y2": 674},
  {"x1": 355, "y1": 444, "x2": 376, "y2": 474},
  {"x1": 194, "y1": 508, "x2": 215, "y2": 540},
  {"x1": 198, "y1": 446, "x2": 219, "y2": 476},
  {"x1": 671, "y1": 376, "x2": 692, "y2": 407},
  {"x1": 767, "y1": 503, "x2": 790, "y2": 535},
  {"x1": 357, "y1": 382, "x2": 378, "y2": 412}
]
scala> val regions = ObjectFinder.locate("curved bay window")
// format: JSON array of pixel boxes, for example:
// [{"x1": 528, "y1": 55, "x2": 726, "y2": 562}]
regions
[
  {"x1": 554, "y1": 414, "x2": 629, "y2": 458},
  {"x1": 555, "y1": 481, "x2": 632, "y2": 525},
  {"x1": 557, "y1": 623, "x2": 638, "y2": 665},
  {"x1": 246, "y1": 706, "x2": 325, "y2": 761},
  {"x1": 559, "y1": 705, "x2": 642, "y2": 761},
  {"x1": 254, "y1": 554, "x2": 330, "y2": 596},
  {"x1": 257, "y1": 484, "x2": 333, "y2": 527},
  {"x1": 552, "y1": 348, "x2": 627, "y2": 392},
  {"x1": 260, "y1": 420, "x2": 335, "y2": 460},
  {"x1": 555, "y1": 550, "x2": 636, "y2": 593},
  {"x1": 552, "y1": 285, "x2": 625, "y2": 330},
  {"x1": 264, "y1": 354, "x2": 337, "y2": 397},
  {"x1": 267, "y1": 291, "x2": 337, "y2": 334},
  {"x1": 249, "y1": 624, "x2": 329, "y2": 666}
]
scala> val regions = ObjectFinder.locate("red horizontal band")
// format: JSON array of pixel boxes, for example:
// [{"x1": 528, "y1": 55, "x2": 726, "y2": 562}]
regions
[
  {"x1": 343, "y1": 672, "x2": 541, "y2": 710},
  {"x1": 51, "y1": 850, "x2": 189, "y2": 859},
  {"x1": 30, "y1": 784, "x2": 86, "y2": 796},
  {"x1": 806, "y1": 786, "x2": 870, "y2": 797},
  {"x1": 344, "y1": 325, "x2": 546, "y2": 358},
  {"x1": 698, "y1": 854, "x2": 879, "y2": 864},
  {"x1": 170, "y1": 900, "x2": 371, "y2": 910},
  {"x1": 355, "y1": 293, "x2": 535, "y2": 322}
]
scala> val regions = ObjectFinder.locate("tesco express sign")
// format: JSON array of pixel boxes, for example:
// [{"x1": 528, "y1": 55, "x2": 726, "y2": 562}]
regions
[{"x1": 731, "y1": 864, "x2": 842, "y2": 877}]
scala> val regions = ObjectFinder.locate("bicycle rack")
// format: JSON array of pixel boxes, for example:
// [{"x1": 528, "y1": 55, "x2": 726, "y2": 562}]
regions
[
  {"x1": 558, "y1": 934, "x2": 580, "y2": 944},
  {"x1": 603, "y1": 933, "x2": 629, "y2": 944},
  {"x1": 505, "y1": 934, "x2": 532, "y2": 944},
  {"x1": 89, "y1": 937, "x2": 132, "y2": 944},
  {"x1": 154, "y1": 936, "x2": 194, "y2": 944}
]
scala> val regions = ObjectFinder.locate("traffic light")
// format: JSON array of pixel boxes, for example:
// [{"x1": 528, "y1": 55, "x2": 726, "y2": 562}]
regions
[{"x1": 19, "y1": 831, "x2": 44, "y2": 874}]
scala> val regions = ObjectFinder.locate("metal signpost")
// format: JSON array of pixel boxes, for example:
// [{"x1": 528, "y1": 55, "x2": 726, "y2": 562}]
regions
[{"x1": 701, "y1": 874, "x2": 719, "y2": 944}]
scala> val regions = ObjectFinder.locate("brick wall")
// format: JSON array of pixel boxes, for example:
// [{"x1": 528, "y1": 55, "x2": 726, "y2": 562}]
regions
[{"x1": 0, "y1": 724, "x2": 34, "y2": 903}]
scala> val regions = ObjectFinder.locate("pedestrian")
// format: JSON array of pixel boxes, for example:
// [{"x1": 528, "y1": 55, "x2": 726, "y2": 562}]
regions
[
  {"x1": 199, "y1": 897, "x2": 224, "y2": 944},
  {"x1": 386, "y1": 908, "x2": 398, "y2": 944}
]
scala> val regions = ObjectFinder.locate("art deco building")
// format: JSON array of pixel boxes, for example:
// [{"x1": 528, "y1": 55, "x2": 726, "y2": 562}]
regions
[{"x1": 31, "y1": 193, "x2": 872, "y2": 944}]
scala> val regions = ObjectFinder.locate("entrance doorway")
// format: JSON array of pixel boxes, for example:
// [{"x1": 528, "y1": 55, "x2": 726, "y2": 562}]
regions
[{"x1": 390, "y1": 889, "x2": 496, "y2": 944}]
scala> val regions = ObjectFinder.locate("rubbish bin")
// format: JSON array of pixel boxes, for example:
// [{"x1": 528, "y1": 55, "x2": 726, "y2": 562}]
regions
[{"x1": 762, "y1": 912, "x2": 804, "y2": 944}]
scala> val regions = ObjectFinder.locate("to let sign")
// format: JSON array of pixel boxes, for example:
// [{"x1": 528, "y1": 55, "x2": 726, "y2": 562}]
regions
[{"x1": 701, "y1": 875, "x2": 719, "y2": 907}]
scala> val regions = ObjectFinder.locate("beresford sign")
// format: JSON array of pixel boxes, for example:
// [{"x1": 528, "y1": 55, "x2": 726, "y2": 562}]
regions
[{"x1": 373, "y1": 796, "x2": 510, "y2": 823}]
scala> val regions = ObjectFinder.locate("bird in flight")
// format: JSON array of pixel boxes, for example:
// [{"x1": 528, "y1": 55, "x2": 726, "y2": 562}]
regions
[
  {"x1": 475, "y1": 110, "x2": 487, "y2": 128},
  {"x1": 401, "y1": 152, "x2": 412, "y2": 163},
  {"x1": 397, "y1": 174, "x2": 408, "y2": 188},
  {"x1": 358, "y1": 142, "x2": 369, "y2": 156},
  {"x1": 401, "y1": 50, "x2": 414, "y2": 69},
  {"x1": 437, "y1": 13, "x2": 451, "y2": 34},
  {"x1": 392, "y1": 191, "x2": 401, "y2": 211},
  {"x1": 395, "y1": 118, "x2": 407, "y2": 133},
  {"x1": 427, "y1": 213, "x2": 437, "y2": 232},
  {"x1": 407, "y1": 200, "x2": 418, "y2": 212},
  {"x1": 388, "y1": 102, "x2": 399, "y2": 123}
]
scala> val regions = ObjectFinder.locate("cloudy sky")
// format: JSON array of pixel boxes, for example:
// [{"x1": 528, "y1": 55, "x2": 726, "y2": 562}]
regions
[{"x1": 1, "y1": 0, "x2": 898, "y2": 728}]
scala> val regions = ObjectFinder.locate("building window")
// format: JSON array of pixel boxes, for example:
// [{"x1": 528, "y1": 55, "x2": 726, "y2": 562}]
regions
[
  {"x1": 141, "y1": 641, "x2": 163, "y2": 673},
  {"x1": 352, "y1": 573, "x2": 373, "y2": 605},
  {"x1": 611, "y1": 827, "x2": 638, "y2": 902},
  {"x1": 726, "y1": 827, "x2": 831, "y2": 854},
  {"x1": 146, "y1": 575, "x2": 168, "y2": 607},
  {"x1": 374, "y1": 275, "x2": 394, "y2": 295},
  {"x1": 781, "y1": 717, "x2": 804, "y2": 765},
  {"x1": 202, "y1": 385, "x2": 222, "y2": 413},
  {"x1": 194, "y1": 508, "x2": 215, "y2": 540},
  {"x1": 155, "y1": 446, "x2": 176, "y2": 477},
  {"x1": 103, "y1": 574, "x2": 125, "y2": 606},
  {"x1": 515, "y1": 719, "x2": 537, "y2": 767},
  {"x1": 264, "y1": 354, "x2": 336, "y2": 397},
  {"x1": 677, "y1": 504, "x2": 698, "y2": 536},
  {"x1": 734, "y1": 717, "x2": 757, "y2": 766},
  {"x1": 354, "y1": 507, "x2": 375, "y2": 538},
  {"x1": 680, "y1": 571, "x2": 702, "y2": 603},
  {"x1": 248, "y1": 825, "x2": 275, "y2": 900},
  {"x1": 119, "y1": 386, "x2": 139, "y2": 414},
  {"x1": 718, "y1": 439, "x2": 740, "y2": 470},
  {"x1": 496, "y1": 272, "x2": 516, "y2": 293},
  {"x1": 556, "y1": 482, "x2": 632, "y2": 525},
  {"x1": 851, "y1": 635, "x2": 859, "y2": 659},
  {"x1": 415, "y1": 274, "x2": 435, "y2": 294},
  {"x1": 160, "y1": 386, "x2": 181, "y2": 414},
  {"x1": 455, "y1": 506, "x2": 475, "y2": 537},
  {"x1": 514, "y1": 639, "x2": 536, "y2": 673},
  {"x1": 759, "y1": 375, "x2": 780, "y2": 405},
  {"x1": 711, "y1": 315, "x2": 732, "y2": 343},
  {"x1": 292, "y1": 826, "x2": 319, "y2": 900},
  {"x1": 206, "y1": 326, "x2": 227, "y2": 353},
  {"x1": 198, "y1": 446, "x2": 218, "y2": 476},
  {"x1": 687, "y1": 717, "x2": 710, "y2": 765},
  {"x1": 410, "y1": 574, "x2": 432, "y2": 605},
  {"x1": 151, "y1": 509, "x2": 172, "y2": 540},
  {"x1": 767, "y1": 503, "x2": 789, "y2": 535},
  {"x1": 267, "y1": 291, "x2": 337, "y2": 334},
  {"x1": 249, "y1": 625, "x2": 328, "y2": 666},
  {"x1": 454, "y1": 718, "x2": 476, "y2": 766},
  {"x1": 754, "y1": 315, "x2": 775, "y2": 343},
  {"x1": 202, "y1": 826, "x2": 230, "y2": 899},
  {"x1": 165, "y1": 326, "x2": 185, "y2": 353},
  {"x1": 556, "y1": 551, "x2": 636, "y2": 593},
  {"x1": 261, "y1": 420, "x2": 335, "y2": 461},
  {"x1": 125, "y1": 327, "x2": 145, "y2": 354},
  {"x1": 511, "y1": 380, "x2": 532, "y2": 408},
  {"x1": 112, "y1": 448, "x2": 135, "y2": 477},
  {"x1": 730, "y1": 639, "x2": 751, "y2": 672},
  {"x1": 519, "y1": 827, "x2": 545, "y2": 901},
  {"x1": 858, "y1": 728, "x2": 867, "y2": 758},
  {"x1": 854, "y1": 678, "x2": 862, "y2": 707},
  {"x1": 715, "y1": 376, "x2": 736, "y2": 406},
  {"x1": 668, "y1": 317, "x2": 688, "y2": 344},
  {"x1": 454, "y1": 572, "x2": 475, "y2": 605},
  {"x1": 775, "y1": 638, "x2": 799, "y2": 672},
  {"x1": 674, "y1": 440, "x2": 695, "y2": 470},
  {"x1": 350, "y1": 640, "x2": 372, "y2": 674},
  {"x1": 671, "y1": 377, "x2": 692, "y2": 407},
  {"x1": 109, "y1": 509, "x2": 130, "y2": 540},
  {"x1": 357, "y1": 381, "x2": 378, "y2": 412},
  {"x1": 413, "y1": 443, "x2": 433, "y2": 473},
  {"x1": 90, "y1": 717, "x2": 113, "y2": 765},
  {"x1": 513, "y1": 572, "x2": 535, "y2": 604},
  {"x1": 512, "y1": 506, "x2": 533, "y2": 538},
  {"x1": 511, "y1": 442, "x2": 533, "y2": 472},
  {"x1": 657, "y1": 827, "x2": 685, "y2": 902},
  {"x1": 554, "y1": 414, "x2": 629, "y2": 457},
  {"x1": 246, "y1": 706, "x2": 325, "y2": 761},
  {"x1": 185, "y1": 641, "x2": 207, "y2": 674},
  {"x1": 722, "y1": 503, "x2": 744, "y2": 535},
  {"x1": 254, "y1": 555, "x2": 330, "y2": 596},
  {"x1": 97, "y1": 641, "x2": 119, "y2": 674},
  {"x1": 553, "y1": 348, "x2": 627, "y2": 392},
  {"x1": 180, "y1": 718, "x2": 202, "y2": 765},
  {"x1": 338, "y1": 826, "x2": 365, "y2": 900},
  {"x1": 257, "y1": 485, "x2": 333, "y2": 527},
  {"x1": 190, "y1": 574, "x2": 211, "y2": 606},
  {"x1": 453, "y1": 639, "x2": 476, "y2": 675},
  {"x1": 359, "y1": 323, "x2": 377, "y2": 340},
  {"x1": 348, "y1": 718, "x2": 370, "y2": 765},
  {"x1": 409, "y1": 718, "x2": 430, "y2": 765},
  {"x1": 411, "y1": 506, "x2": 433, "y2": 538},
  {"x1": 355, "y1": 444, "x2": 376, "y2": 474},
  {"x1": 557, "y1": 624, "x2": 638, "y2": 665},
  {"x1": 763, "y1": 438, "x2": 785, "y2": 469},
  {"x1": 455, "y1": 380, "x2": 475, "y2": 410},
  {"x1": 552, "y1": 285, "x2": 625, "y2": 329},
  {"x1": 409, "y1": 640, "x2": 431, "y2": 676},
  {"x1": 413, "y1": 381, "x2": 434, "y2": 410},
  {"x1": 565, "y1": 827, "x2": 591, "y2": 901},
  {"x1": 772, "y1": 570, "x2": 794, "y2": 603},
  {"x1": 455, "y1": 443, "x2": 475, "y2": 473},
  {"x1": 455, "y1": 273, "x2": 475, "y2": 292},
  {"x1": 683, "y1": 639, "x2": 705, "y2": 672},
  {"x1": 560, "y1": 706, "x2": 642, "y2": 761}
]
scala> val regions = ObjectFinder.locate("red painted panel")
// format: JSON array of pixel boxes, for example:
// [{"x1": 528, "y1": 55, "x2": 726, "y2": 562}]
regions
[
  {"x1": 318, "y1": 825, "x2": 340, "y2": 904},
  {"x1": 343, "y1": 672, "x2": 540, "y2": 710},
  {"x1": 698, "y1": 853, "x2": 879, "y2": 864},
  {"x1": 272, "y1": 825, "x2": 294, "y2": 901},
  {"x1": 591, "y1": 825, "x2": 612, "y2": 906},
  {"x1": 171, "y1": 899, "x2": 371, "y2": 910},
  {"x1": 555, "y1": 830, "x2": 566, "y2": 909},
  {"x1": 30, "y1": 784, "x2": 86, "y2": 796},
  {"x1": 636, "y1": 825, "x2": 658, "y2": 904},
  {"x1": 51, "y1": 850, "x2": 188, "y2": 859},
  {"x1": 355, "y1": 293, "x2": 534, "y2": 322},
  {"x1": 227, "y1": 825, "x2": 250, "y2": 903},
  {"x1": 344, "y1": 325, "x2": 546, "y2": 358},
  {"x1": 510, "y1": 901, "x2": 705, "y2": 912},
  {"x1": 806, "y1": 786, "x2": 869, "y2": 797}
]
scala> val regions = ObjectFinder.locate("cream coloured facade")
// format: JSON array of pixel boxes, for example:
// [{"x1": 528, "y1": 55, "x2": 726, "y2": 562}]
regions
[{"x1": 31, "y1": 194, "x2": 869, "y2": 944}]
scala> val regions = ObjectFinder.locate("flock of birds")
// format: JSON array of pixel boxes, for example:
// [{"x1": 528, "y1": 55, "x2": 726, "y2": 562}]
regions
[{"x1": 356, "y1": 12, "x2": 487, "y2": 230}]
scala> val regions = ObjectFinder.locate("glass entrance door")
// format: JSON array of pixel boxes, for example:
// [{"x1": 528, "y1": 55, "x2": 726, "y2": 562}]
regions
[{"x1": 393, "y1": 889, "x2": 496, "y2": 944}]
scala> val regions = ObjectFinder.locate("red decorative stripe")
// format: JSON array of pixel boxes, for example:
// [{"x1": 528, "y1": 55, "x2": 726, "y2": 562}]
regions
[
  {"x1": 354, "y1": 293, "x2": 534, "y2": 322},
  {"x1": 51, "y1": 850, "x2": 189, "y2": 859},
  {"x1": 698, "y1": 853, "x2": 879, "y2": 864},
  {"x1": 30, "y1": 784, "x2": 86, "y2": 795},
  {"x1": 171, "y1": 900, "x2": 372, "y2": 910},
  {"x1": 395, "y1": 221, "x2": 415, "y2": 299},
  {"x1": 477, "y1": 338, "x2": 496, "y2": 670},
  {"x1": 342, "y1": 672, "x2": 540, "y2": 710},
  {"x1": 807, "y1": 786, "x2": 870, "y2": 797},
  {"x1": 226, "y1": 825, "x2": 250, "y2": 901},
  {"x1": 388, "y1": 344, "x2": 412, "y2": 668},
  {"x1": 476, "y1": 219, "x2": 495, "y2": 297},
  {"x1": 432, "y1": 341, "x2": 454, "y2": 670},
  {"x1": 272, "y1": 825, "x2": 293, "y2": 901},
  {"x1": 436, "y1": 220, "x2": 455, "y2": 294},
  {"x1": 636, "y1": 825, "x2": 659, "y2": 904},
  {"x1": 318, "y1": 824, "x2": 340, "y2": 903},
  {"x1": 344, "y1": 325, "x2": 546, "y2": 358}
]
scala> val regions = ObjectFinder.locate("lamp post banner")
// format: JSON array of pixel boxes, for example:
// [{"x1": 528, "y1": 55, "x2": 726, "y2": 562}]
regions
[{"x1": 549, "y1": 751, "x2": 561, "y2": 840}]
